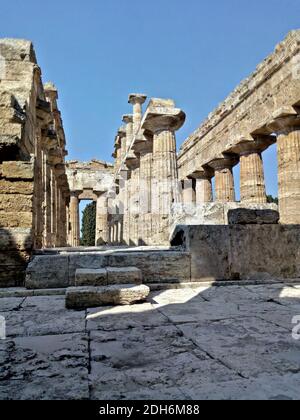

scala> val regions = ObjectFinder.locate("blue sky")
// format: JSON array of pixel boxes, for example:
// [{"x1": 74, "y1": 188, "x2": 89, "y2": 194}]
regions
[{"x1": 1, "y1": 0, "x2": 300, "y2": 201}]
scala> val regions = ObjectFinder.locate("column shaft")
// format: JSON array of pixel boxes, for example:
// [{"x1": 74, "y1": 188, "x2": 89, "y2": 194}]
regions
[
  {"x1": 152, "y1": 130, "x2": 180, "y2": 243},
  {"x1": 195, "y1": 177, "x2": 213, "y2": 203},
  {"x1": 214, "y1": 167, "x2": 235, "y2": 202},
  {"x1": 70, "y1": 195, "x2": 80, "y2": 247},
  {"x1": 277, "y1": 128, "x2": 300, "y2": 223},
  {"x1": 240, "y1": 151, "x2": 267, "y2": 203},
  {"x1": 139, "y1": 151, "x2": 153, "y2": 245}
]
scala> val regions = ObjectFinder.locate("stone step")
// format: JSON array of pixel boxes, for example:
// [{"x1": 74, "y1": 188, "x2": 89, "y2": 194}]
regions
[
  {"x1": 25, "y1": 248, "x2": 191, "y2": 289},
  {"x1": 75, "y1": 267, "x2": 143, "y2": 287},
  {"x1": 66, "y1": 284, "x2": 150, "y2": 310},
  {"x1": 75, "y1": 269, "x2": 107, "y2": 286}
]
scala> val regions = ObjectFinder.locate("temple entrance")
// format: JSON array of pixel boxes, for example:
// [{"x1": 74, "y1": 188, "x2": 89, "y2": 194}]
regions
[{"x1": 80, "y1": 200, "x2": 96, "y2": 246}]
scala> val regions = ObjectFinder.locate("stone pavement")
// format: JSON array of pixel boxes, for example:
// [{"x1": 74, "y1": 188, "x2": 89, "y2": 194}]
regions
[{"x1": 1, "y1": 283, "x2": 300, "y2": 400}]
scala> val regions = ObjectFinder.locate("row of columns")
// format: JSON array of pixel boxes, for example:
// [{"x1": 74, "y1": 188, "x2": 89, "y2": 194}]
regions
[
  {"x1": 33, "y1": 83, "x2": 70, "y2": 249},
  {"x1": 182, "y1": 115, "x2": 300, "y2": 225},
  {"x1": 109, "y1": 95, "x2": 186, "y2": 246}
]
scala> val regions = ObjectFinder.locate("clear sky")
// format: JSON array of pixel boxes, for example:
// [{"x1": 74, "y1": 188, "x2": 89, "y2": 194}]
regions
[{"x1": 1, "y1": 0, "x2": 300, "y2": 200}]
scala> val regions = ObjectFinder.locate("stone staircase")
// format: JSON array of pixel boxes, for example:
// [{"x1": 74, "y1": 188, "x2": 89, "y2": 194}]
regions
[
  {"x1": 25, "y1": 247, "x2": 191, "y2": 290},
  {"x1": 66, "y1": 266, "x2": 150, "y2": 310}
]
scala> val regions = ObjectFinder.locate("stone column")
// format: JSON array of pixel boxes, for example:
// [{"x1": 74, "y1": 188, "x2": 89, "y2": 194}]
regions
[
  {"x1": 128, "y1": 94, "x2": 147, "y2": 135},
  {"x1": 182, "y1": 179, "x2": 195, "y2": 205},
  {"x1": 123, "y1": 115, "x2": 134, "y2": 152},
  {"x1": 133, "y1": 134, "x2": 153, "y2": 245},
  {"x1": 192, "y1": 170, "x2": 213, "y2": 203},
  {"x1": 125, "y1": 151, "x2": 140, "y2": 246},
  {"x1": 271, "y1": 114, "x2": 300, "y2": 224},
  {"x1": 209, "y1": 157, "x2": 237, "y2": 202},
  {"x1": 69, "y1": 193, "x2": 80, "y2": 247},
  {"x1": 229, "y1": 137, "x2": 275, "y2": 204},
  {"x1": 50, "y1": 168, "x2": 57, "y2": 246},
  {"x1": 95, "y1": 194, "x2": 109, "y2": 246},
  {"x1": 142, "y1": 99, "x2": 186, "y2": 244},
  {"x1": 131, "y1": 166, "x2": 140, "y2": 246}
]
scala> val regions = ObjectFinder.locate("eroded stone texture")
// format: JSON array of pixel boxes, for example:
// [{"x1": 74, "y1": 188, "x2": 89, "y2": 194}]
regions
[
  {"x1": 171, "y1": 224, "x2": 300, "y2": 281},
  {"x1": 0, "y1": 39, "x2": 69, "y2": 286},
  {"x1": 66, "y1": 284, "x2": 150, "y2": 309}
]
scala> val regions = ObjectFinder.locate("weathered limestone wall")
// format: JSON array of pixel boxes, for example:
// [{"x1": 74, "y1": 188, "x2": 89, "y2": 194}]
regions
[
  {"x1": 66, "y1": 160, "x2": 114, "y2": 246},
  {"x1": 0, "y1": 39, "x2": 69, "y2": 286},
  {"x1": 171, "y1": 222, "x2": 300, "y2": 282},
  {"x1": 178, "y1": 30, "x2": 300, "y2": 224}
]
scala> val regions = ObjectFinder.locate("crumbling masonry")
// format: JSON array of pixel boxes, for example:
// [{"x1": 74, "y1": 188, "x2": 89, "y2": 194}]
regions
[{"x1": 1, "y1": 31, "x2": 300, "y2": 288}]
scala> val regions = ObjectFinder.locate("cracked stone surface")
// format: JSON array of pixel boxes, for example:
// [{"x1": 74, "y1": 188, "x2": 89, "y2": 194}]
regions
[{"x1": 1, "y1": 282, "x2": 300, "y2": 400}]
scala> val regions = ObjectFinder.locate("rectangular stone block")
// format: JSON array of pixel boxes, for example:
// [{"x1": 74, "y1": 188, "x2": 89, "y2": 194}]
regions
[
  {"x1": 68, "y1": 254, "x2": 110, "y2": 286},
  {"x1": 66, "y1": 284, "x2": 150, "y2": 310},
  {"x1": 0, "y1": 268, "x2": 25, "y2": 287},
  {"x1": 228, "y1": 209, "x2": 280, "y2": 225},
  {"x1": 0, "y1": 161, "x2": 34, "y2": 180},
  {"x1": 0, "y1": 194, "x2": 33, "y2": 212},
  {"x1": 26, "y1": 255, "x2": 69, "y2": 289},
  {"x1": 0, "y1": 179, "x2": 34, "y2": 195},
  {"x1": 107, "y1": 267, "x2": 142, "y2": 285},
  {"x1": 75, "y1": 269, "x2": 107, "y2": 287},
  {"x1": 107, "y1": 251, "x2": 191, "y2": 283},
  {"x1": 0, "y1": 228, "x2": 33, "y2": 251},
  {"x1": 0, "y1": 212, "x2": 32, "y2": 228},
  {"x1": 229, "y1": 225, "x2": 300, "y2": 280}
]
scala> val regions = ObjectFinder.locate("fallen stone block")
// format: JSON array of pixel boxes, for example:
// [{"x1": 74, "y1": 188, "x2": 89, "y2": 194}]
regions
[
  {"x1": 107, "y1": 267, "x2": 142, "y2": 285},
  {"x1": 75, "y1": 269, "x2": 107, "y2": 286},
  {"x1": 228, "y1": 209, "x2": 279, "y2": 225},
  {"x1": 66, "y1": 284, "x2": 150, "y2": 310}
]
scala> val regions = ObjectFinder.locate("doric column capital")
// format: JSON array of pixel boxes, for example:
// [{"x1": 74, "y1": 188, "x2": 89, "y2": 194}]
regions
[
  {"x1": 142, "y1": 98, "x2": 186, "y2": 134},
  {"x1": 267, "y1": 106, "x2": 300, "y2": 134},
  {"x1": 128, "y1": 94, "x2": 147, "y2": 106},
  {"x1": 228, "y1": 135, "x2": 276, "y2": 156},
  {"x1": 125, "y1": 150, "x2": 140, "y2": 170},
  {"x1": 122, "y1": 114, "x2": 134, "y2": 124},
  {"x1": 133, "y1": 130, "x2": 153, "y2": 155},
  {"x1": 208, "y1": 156, "x2": 238, "y2": 171},
  {"x1": 117, "y1": 126, "x2": 127, "y2": 139},
  {"x1": 188, "y1": 167, "x2": 214, "y2": 180}
]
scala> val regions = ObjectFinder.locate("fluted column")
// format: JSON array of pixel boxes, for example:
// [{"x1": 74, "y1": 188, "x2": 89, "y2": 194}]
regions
[
  {"x1": 69, "y1": 194, "x2": 80, "y2": 247},
  {"x1": 128, "y1": 94, "x2": 147, "y2": 135},
  {"x1": 130, "y1": 166, "x2": 140, "y2": 246},
  {"x1": 209, "y1": 157, "x2": 237, "y2": 202},
  {"x1": 193, "y1": 170, "x2": 213, "y2": 203},
  {"x1": 133, "y1": 133, "x2": 153, "y2": 245},
  {"x1": 230, "y1": 137, "x2": 276, "y2": 204},
  {"x1": 123, "y1": 171, "x2": 132, "y2": 245},
  {"x1": 123, "y1": 115, "x2": 134, "y2": 152},
  {"x1": 182, "y1": 179, "x2": 195, "y2": 205},
  {"x1": 142, "y1": 99, "x2": 186, "y2": 244},
  {"x1": 277, "y1": 123, "x2": 300, "y2": 224},
  {"x1": 240, "y1": 151, "x2": 266, "y2": 203}
]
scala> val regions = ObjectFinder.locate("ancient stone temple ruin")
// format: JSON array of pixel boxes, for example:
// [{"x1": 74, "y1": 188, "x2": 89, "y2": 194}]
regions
[{"x1": 1, "y1": 31, "x2": 300, "y2": 298}]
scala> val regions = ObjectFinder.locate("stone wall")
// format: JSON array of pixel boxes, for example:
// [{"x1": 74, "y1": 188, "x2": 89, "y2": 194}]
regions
[
  {"x1": 0, "y1": 39, "x2": 69, "y2": 286},
  {"x1": 171, "y1": 223, "x2": 300, "y2": 282}
]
